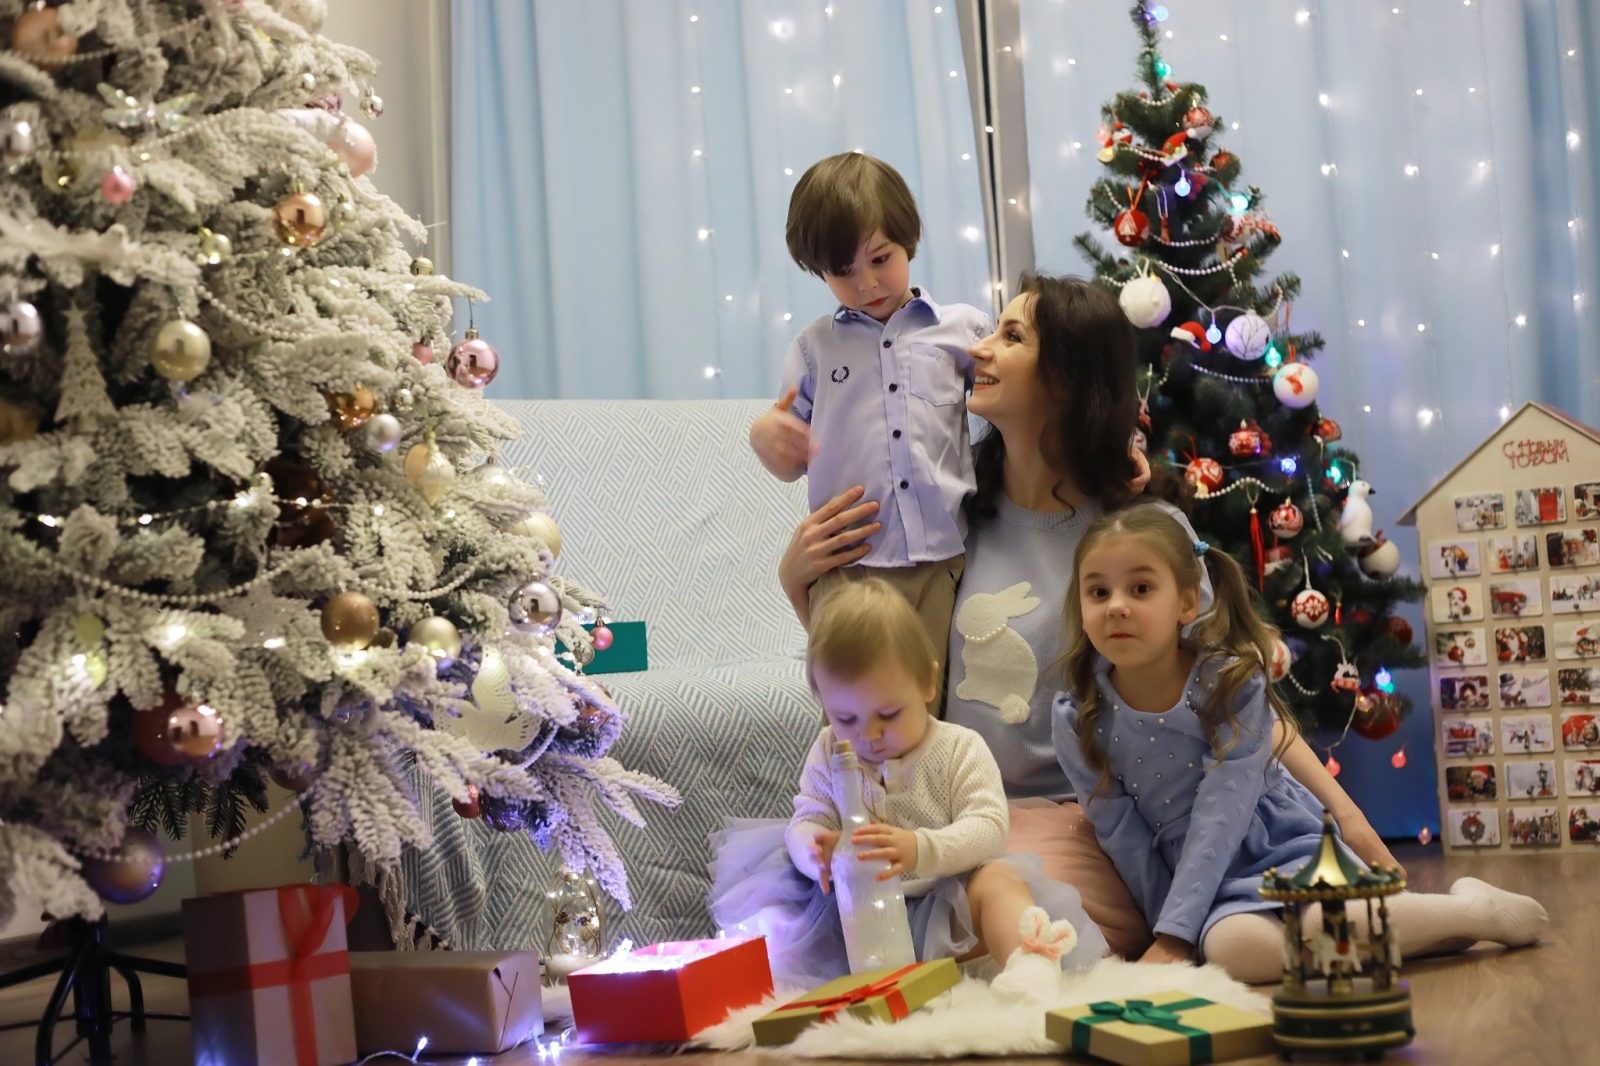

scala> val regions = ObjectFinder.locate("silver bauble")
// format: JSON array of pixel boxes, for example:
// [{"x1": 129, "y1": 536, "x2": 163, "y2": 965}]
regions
[{"x1": 508, "y1": 580, "x2": 562, "y2": 635}]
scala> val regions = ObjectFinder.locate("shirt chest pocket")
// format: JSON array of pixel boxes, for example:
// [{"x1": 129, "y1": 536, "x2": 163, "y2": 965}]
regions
[{"x1": 906, "y1": 345, "x2": 966, "y2": 407}]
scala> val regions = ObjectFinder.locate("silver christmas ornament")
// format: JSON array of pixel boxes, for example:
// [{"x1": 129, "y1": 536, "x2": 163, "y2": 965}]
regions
[
  {"x1": 195, "y1": 228, "x2": 233, "y2": 265},
  {"x1": 391, "y1": 387, "x2": 415, "y2": 413},
  {"x1": 0, "y1": 116, "x2": 35, "y2": 167},
  {"x1": 508, "y1": 580, "x2": 562, "y2": 635},
  {"x1": 364, "y1": 412, "x2": 402, "y2": 453},
  {"x1": 410, "y1": 256, "x2": 434, "y2": 276},
  {"x1": 1, "y1": 298, "x2": 43, "y2": 357},
  {"x1": 360, "y1": 90, "x2": 385, "y2": 119}
]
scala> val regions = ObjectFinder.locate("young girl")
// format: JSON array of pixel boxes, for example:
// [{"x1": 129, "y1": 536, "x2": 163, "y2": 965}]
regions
[
  {"x1": 1052, "y1": 502, "x2": 1548, "y2": 983},
  {"x1": 710, "y1": 578, "x2": 1106, "y2": 989}
]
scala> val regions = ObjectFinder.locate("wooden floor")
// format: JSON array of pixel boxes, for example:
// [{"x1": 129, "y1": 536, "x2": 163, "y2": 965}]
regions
[{"x1": 1, "y1": 842, "x2": 1591, "y2": 1065}]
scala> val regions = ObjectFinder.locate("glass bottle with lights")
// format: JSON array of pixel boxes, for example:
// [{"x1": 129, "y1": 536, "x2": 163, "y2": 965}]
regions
[{"x1": 829, "y1": 741, "x2": 916, "y2": 974}]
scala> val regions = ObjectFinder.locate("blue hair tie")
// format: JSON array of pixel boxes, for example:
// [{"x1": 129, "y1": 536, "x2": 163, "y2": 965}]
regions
[{"x1": 1193, "y1": 539, "x2": 1210, "y2": 556}]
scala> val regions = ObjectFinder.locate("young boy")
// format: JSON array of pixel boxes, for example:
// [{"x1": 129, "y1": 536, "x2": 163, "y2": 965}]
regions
[{"x1": 750, "y1": 152, "x2": 989, "y2": 695}]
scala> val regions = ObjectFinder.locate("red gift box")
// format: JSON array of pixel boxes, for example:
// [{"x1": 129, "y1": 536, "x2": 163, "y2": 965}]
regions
[
  {"x1": 183, "y1": 884, "x2": 358, "y2": 1066},
  {"x1": 568, "y1": 937, "x2": 772, "y2": 1043}
]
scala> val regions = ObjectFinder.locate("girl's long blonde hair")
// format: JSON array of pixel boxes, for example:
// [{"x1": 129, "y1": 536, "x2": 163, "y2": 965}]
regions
[{"x1": 1060, "y1": 504, "x2": 1298, "y2": 796}]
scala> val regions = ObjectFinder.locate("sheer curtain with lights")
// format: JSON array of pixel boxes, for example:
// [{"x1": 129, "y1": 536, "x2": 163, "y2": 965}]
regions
[
  {"x1": 448, "y1": 0, "x2": 992, "y2": 400},
  {"x1": 1011, "y1": 0, "x2": 1600, "y2": 836}
]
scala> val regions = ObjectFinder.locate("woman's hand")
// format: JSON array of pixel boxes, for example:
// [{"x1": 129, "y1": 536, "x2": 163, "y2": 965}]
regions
[
  {"x1": 1129, "y1": 446, "x2": 1152, "y2": 493},
  {"x1": 1138, "y1": 933, "x2": 1195, "y2": 966},
  {"x1": 778, "y1": 486, "x2": 882, "y2": 626}
]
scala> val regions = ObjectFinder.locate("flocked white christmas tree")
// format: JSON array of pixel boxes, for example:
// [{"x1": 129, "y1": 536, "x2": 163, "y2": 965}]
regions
[{"x1": 0, "y1": 0, "x2": 677, "y2": 928}]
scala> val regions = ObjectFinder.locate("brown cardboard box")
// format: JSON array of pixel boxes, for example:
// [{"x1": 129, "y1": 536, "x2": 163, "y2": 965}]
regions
[{"x1": 348, "y1": 950, "x2": 543, "y2": 1055}]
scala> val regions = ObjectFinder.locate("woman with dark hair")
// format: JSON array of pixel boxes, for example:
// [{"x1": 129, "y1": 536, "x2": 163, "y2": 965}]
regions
[{"x1": 779, "y1": 272, "x2": 1397, "y2": 960}]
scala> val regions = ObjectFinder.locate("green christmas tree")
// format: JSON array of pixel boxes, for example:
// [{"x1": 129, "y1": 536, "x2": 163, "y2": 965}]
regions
[
  {"x1": 0, "y1": 0, "x2": 675, "y2": 927},
  {"x1": 1075, "y1": 3, "x2": 1425, "y2": 737}
]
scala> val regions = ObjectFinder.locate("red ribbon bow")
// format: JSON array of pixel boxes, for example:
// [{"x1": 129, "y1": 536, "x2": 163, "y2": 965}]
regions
[
  {"x1": 787, "y1": 963, "x2": 923, "y2": 1024},
  {"x1": 191, "y1": 884, "x2": 357, "y2": 1066}
]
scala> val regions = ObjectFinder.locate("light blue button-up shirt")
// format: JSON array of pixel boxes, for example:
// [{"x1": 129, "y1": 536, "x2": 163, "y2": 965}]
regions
[{"x1": 781, "y1": 288, "x2": 990, "y2": 569}]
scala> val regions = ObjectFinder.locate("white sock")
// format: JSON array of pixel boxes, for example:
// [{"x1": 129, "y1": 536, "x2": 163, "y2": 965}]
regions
[{"x1": 1448, "y1": 877, "x2": 1548, "y2": 947}]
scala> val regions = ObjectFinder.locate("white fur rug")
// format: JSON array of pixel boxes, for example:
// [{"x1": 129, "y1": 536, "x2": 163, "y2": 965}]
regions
[{"x1": 547, "y1": 958, "x2": 1269, "y2": 1059}]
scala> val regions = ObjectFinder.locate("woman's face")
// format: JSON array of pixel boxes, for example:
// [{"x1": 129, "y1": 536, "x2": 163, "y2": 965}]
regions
[{"x1": 968, "y1": 293, "x2": 1050, "y2": 432}]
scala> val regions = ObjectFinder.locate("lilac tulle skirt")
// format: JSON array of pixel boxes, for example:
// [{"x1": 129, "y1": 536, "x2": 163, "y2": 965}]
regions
[{"x1": 708, "y1": 817, "x2": 1108, "y2": 988}]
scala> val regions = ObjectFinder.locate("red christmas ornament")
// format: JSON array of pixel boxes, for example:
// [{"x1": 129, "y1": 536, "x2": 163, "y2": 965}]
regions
[
  {"x1": 1229, "y1": 420, "x2": 1263, "y2": 458},
  {"x1": 1353, "y1": 693, "x2": 1402, "y2": 740},
  {"x1": 453, "y1": 784, "x2": 483, "y2": 819},
  {"x1": 1161, "y1": 131, "x2": 1188, "y2": 163},
  {"x1": 1314, "y1": 416, "x2": 1343, "y2": 443},
  {"x1": 1210, "y1": 151, "x2": 1235, "y2": 171},
  {"x1": 1113, "y1": 208, "x2": 1150, "y2": 247},
  {"x1": 1391, "y1": 745, "x2": 1408, "y2": 770},
  {"x1": 1182, "y1": 106, "x2": 1215, "y2": 139},
  {"x1": 1269, "y1": 500, "x2": 1304, "y2": 538},
  {"x1": 1183, "y1": 457, "x2": 1224, "y2": 496},
  {"x1": 1385, "y1": 615, "x2": 1414, "y2": 646},
  {"x1": 1349, "y1": 606, "x2": 1375, "y2": 628}
]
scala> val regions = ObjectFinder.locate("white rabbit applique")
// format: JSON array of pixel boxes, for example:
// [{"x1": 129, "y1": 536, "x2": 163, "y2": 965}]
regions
[{"x1": 953, "y1": 581, "x2": 1040, "y2": 724}]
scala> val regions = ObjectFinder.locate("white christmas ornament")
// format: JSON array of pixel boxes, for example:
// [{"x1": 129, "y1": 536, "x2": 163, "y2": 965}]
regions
[
  {"x1": 1224, "y1": 313, "x2": 1271, "y2": 360},
  {"x1": 1339, "y1": 479, "x2": 1377, "y2": 547},
  {"x1": 1292, "y1": 588, "x2": 1331, "y2": 629},
  {"x1": 1268, "y1": 637, "x2": 1293, "y2": 682},
  {"x1": 1118, "y1": 275, "x2": 1172, "y2": 329},
  {"x1": 1360, "y1": 537, "x2": 1402, "y2": 578},
  {"x1": 1273, "y1": 362, "x2": 1320, "y2": 409}
]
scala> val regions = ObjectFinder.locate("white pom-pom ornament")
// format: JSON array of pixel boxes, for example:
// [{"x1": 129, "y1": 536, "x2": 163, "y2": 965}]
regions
[
  {"x1": 1224, "y1": 313, "x2": 1271, "y2": 360},
  {"x1": 1273, "y1": 362, "x2": 1320, "y2": 409},
  {"x1": 1119, "y1": 275, "x2": 1172, "y2": 329}
]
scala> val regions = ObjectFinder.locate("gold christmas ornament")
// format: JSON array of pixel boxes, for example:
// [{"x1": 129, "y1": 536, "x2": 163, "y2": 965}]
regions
[
  {"x1": 11, "y1": 4, "x2": 79, "y2": 65},
  {"x1": 508, "y1": 511, "x2": 562, "y2": 557},
  {"x1": 272, "y1": 190, "x2": 329, "y2": 248},
  {"x1": 408, "y1": 615, "x2": 462, "y2": 669},
  {"x1": 195, "y1": 227, "x2": 233, "y2": 265},
  {"x1": 327, "y1": 384, "x2": 376, "y2": 428},
  {"x1": 410, "y1": 256, "x2": 435, "y2": 276},
  {"x1": 149, "y1": 319, "x2": 212, "y2": 382},
  {"x1": 404, "y1": 440, "x2": 456, "y2": 504},
  {"x1": 508, "y1": 579, "x2": 562, "y2": 635},
  {"x1": 391, "y1": 386, "x2": 415, "y2": 413},
  {"x1": 164, "y1": 702, "x2": 226, "y2": 761},
  {"x1": 321, "y1": 590, "x2": 380, "y2": 650},
  {"x1": 0, "y1": 398, "x2": 40, "y2": 445}
]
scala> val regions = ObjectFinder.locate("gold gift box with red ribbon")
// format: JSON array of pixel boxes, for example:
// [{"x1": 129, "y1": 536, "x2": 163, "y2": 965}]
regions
[
  {"x1": 751, "y1": 957, "x2": 959, "y2": 1046},
  {"x1": 183, "y1": 884, "x2": 358, "y2": 1066}
]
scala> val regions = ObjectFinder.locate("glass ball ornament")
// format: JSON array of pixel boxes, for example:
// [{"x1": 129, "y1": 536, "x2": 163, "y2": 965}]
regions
[
  {"x1": 408, "y1": 615, "x2": 462, "y2": 669},
  {"x1": 508, "y1": 579, "x2": 562, "y2": 635},
  {"x1": 0, "y1": 116, "x2": 35, "y2": 166},
  {"x1": 331, "y1": 195, "x2": 357, "y2": 228},
  {"x1": 194, "y1": 227, "x2": 233, "y2": 266},
  {"x1": 508, "y1": 511, "x2": 561, "y2": 557},
  {"x1": 467, "y1": 458, "x2": 516, "y2": 493},
  {"x1": 132, "y1": 691, "x2": 189, "y2": 768},
  {"x1": 360, "y1": 89, "x2": 385, "y2": 119},
  {"x1": 410, "y1": 341, "x2": 433, "y2": 365},
  {"x1": 410, "y1": 257, "x2": 435, "y2": 276},
  {"x1": 81, "y1": 827, "x2": 164, "y2": 905},
  {"x1": 1272, "y1": 362, "x2": 1320, "y2": 409},
  {"x1": 327, "y1": 384, "x2": 376, "y2": 429},
  {"x1": 446, "y1": 328, "x2": 500, "y2": 389},
  {"x1": 272, "y1": 190, "x2": 329, "y2": 248},
  {"x1": 1118, "y1": 275, "x2": 1171, "y2": 328},
  {"x1": 404, "y1": 440, "x2": 456, "y2": 504},
  {"x1": 392, "y1": 386, "x2": 416, "y2": 412},
  {"x1": 1385, "y1": 615, "x2": 1414, "y2": 646},
  {"x1": 321, "y1": 590, "x2": 380, "y2": 650},
  {"x1": 165, "y1": 702, "x2": 226, "y2": 761},
  {"x1": 363, "y1": 412, "x2": 402, "y2": 453},
  {"x1": 452, "y1": 783, "x2": 482, "y2": 819},
  {"x1": 101, "y1": 165, "x2": 135, "y2": 204},
  {"x1": 1353, "y1": 693, "x2": 1403, "y2": 740},
  {"x1": 329, "y1": 119, "x2": 377, "y2": 178},
  {"x1": 11, "y1": 4, "x2": 79, "y2": 63},
  {"x1": 149, "y1": 320, "x2": 212, "y2": 382},
  {"x1": 591, "y1": 624, "x2": 614, "y2": 651},
  {"x1": 269, "y1": 762, "x2": 316, "y2": 793},
  {"x1": 1291, "y1": 588, "x2": 1331, "y2": 629},
  {"x1": 1, "y1": 297, "x2": 43, "y2": 357}
]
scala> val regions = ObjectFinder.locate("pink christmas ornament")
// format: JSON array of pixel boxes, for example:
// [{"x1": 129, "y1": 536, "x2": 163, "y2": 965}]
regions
[
  {"x1": 101, "y1": 165, "x2": 136, "y2": 204},
  {"x1": 446, "y1": 328, "x2": 499, "y2": 388},
  {"x1": 412, "y1": 341, "x2": 434, "y2": 365},
  {"x1": 331, "y1": 120, "x2": 377, "y2": 177},
  {"x1": 591, "y1": 625, "x2": 614, "y2": 651}
]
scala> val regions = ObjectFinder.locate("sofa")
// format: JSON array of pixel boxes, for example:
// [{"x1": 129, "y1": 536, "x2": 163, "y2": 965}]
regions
[{"x1": 401, "y1": 399, "x2": 822, "y2": 951}]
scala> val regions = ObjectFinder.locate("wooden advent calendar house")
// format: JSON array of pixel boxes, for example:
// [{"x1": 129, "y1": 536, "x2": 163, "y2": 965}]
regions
[{"x1": 1398, "y1": 402, "x2": 1600, "y2": 853}]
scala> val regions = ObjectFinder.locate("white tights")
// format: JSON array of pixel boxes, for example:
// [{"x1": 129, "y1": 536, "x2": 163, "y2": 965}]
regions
[{"x1": 1200, "y1": 878, "x2": 1548, "y2": 984}]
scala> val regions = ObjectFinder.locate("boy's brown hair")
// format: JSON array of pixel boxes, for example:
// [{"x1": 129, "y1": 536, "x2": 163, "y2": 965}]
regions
[{"x1": 785, "y1": 152, "x2": 921, "y2": 277}]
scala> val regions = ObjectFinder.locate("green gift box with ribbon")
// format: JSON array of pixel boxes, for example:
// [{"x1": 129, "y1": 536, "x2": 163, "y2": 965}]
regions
[
  {"x1": 1045, "y1": 992, "x2": 1274, "y2": 1066},
  {"x1": 751, "y1": 958, "x2": 958, "y2": 1046}
]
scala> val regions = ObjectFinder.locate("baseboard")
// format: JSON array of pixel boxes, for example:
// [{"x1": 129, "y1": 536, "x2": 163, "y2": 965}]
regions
[{"x1": 0, "y1": 912, "x2": 186, "y2": 967}]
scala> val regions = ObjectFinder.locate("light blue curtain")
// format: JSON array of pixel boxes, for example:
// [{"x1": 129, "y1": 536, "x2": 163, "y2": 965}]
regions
[
  {"x1": 1017, "y1": 0, "x2": 1600, "y2": 838},
  {"x1": 450, "y1": 0, "x2": 990, "y2": 400}
]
